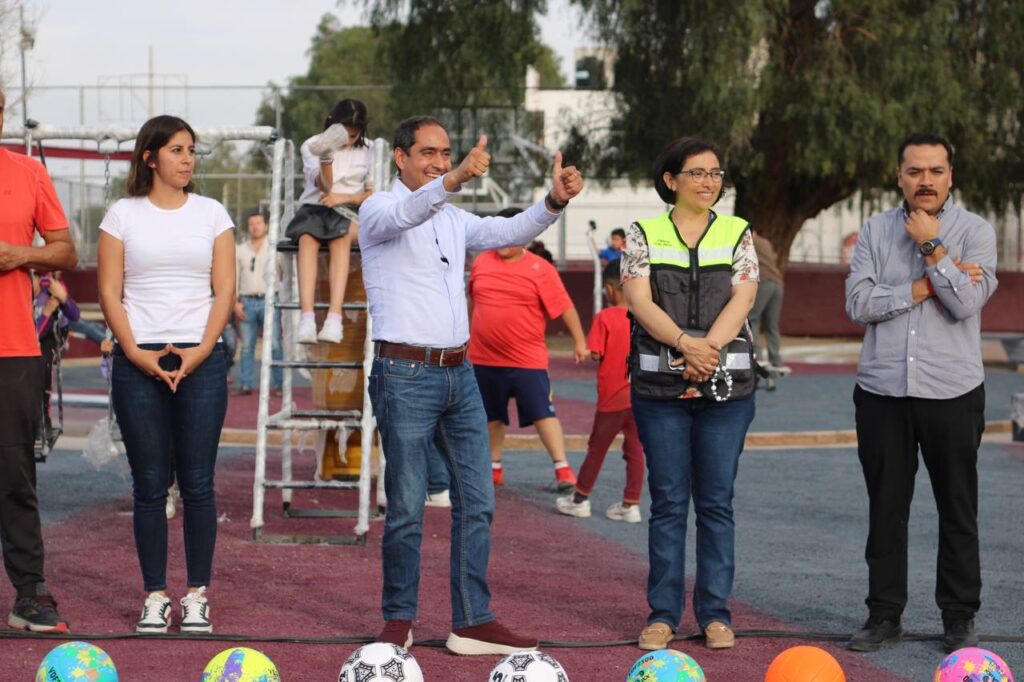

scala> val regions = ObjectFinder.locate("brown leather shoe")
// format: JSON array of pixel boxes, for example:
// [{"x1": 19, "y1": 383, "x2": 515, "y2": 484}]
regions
[
  {"x1": 376, "y1": 619, "x2": 413, "y2": 649},
  {"x1": 446, "y1": 619, "x2": 538, "y2": 655},
  {"x1": 230, "y1": 387, "x2": 252, "y2": 397},
  {"x1": 638, "y1": 622, "x2": 674, "y2": 650},
  {"x1": 704, "y1": 621, "x2": 735, "y2": 649}
]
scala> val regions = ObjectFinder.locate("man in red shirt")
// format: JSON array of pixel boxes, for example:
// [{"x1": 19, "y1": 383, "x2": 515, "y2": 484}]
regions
[
  {"x1": 468, "y1": 208, "x2": 588, "y2": 491},
  {"x1": 0, "y1": 88, "x2": 77, "y2": 632},
  {"x1": 556, "y1": 260, "x2": 645, "y2": 522}
]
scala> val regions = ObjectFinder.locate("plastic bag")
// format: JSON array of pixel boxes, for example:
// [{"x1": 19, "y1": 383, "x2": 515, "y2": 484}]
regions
[{"x1": 82, "y1": 417, "x2": 121, "y2": 470}]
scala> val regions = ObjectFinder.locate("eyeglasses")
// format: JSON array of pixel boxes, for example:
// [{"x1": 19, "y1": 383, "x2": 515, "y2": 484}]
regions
[{"x1": 678, "y1": 169, "x2": 726, "y2": 182}]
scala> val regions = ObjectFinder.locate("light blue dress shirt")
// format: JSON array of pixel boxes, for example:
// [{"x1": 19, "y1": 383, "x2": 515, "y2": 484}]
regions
[
  {"x1": 845, "y1": 198, "x2": 998, "y2": 399},
  {"x1": 358, "y1": 175, "x2": 561, "y2": 347}
]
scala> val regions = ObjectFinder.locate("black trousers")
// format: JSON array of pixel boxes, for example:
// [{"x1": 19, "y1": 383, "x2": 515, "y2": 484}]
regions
[
  {"x1": 853, "y1": 383, "x2": 985, "y2": 621},
  {"x1": 0, "y1": 357, "x2": 46, "y2": 596}
]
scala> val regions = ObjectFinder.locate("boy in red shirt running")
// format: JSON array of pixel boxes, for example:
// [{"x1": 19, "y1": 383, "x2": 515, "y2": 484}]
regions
[
  {"x1": 468, "y1": 208, "x2": 588, "y2": 491},
  {"x1": 556, "y1": 260, "x2": 645, "y2": 522}
]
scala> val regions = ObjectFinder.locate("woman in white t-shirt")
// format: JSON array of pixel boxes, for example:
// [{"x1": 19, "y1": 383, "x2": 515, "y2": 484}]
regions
[
  {"x1": 97, "y1": 115, "x2": 235, "y2": 636},
  {"x1": 284, "y1": 98, "x2": 374, "y2": 344}
]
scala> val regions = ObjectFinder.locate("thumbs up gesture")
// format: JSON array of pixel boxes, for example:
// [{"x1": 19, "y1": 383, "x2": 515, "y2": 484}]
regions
[
  {"x1": 449, "y1": 134, "x2": 491, "y2": 187},
  {"x1": 549, "y1": 151, "x2": 584, "y2": 208}
]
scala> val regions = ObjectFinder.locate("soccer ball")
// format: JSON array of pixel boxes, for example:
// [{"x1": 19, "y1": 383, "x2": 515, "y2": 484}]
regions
[
  {"x1": 934, "y1": 647, "x2": 1015, "y2": 682},
  {"x1": 489, "y1": 651, "x2": 570, "y2": 681},
  {"x1": 339, "y1": 642, "x2": 424, "y2": 682},
  {"x1": 626, "y1": 650, "x2": 705, "y2": 682},
  {"x1": 202, "y1": 647, "x2": 280, "y2": 682},
  {"x1": 36, "y1": 641, "x2": 118, "y2": 682}
]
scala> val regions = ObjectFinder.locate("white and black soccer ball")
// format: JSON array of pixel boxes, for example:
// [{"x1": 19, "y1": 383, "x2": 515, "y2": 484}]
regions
[
  {"x1": 338, "y1": 642, "x2": 423, "y2": 682},
  {"x1": 489, "y1": 651, "x2": 570, "y2": 682}
]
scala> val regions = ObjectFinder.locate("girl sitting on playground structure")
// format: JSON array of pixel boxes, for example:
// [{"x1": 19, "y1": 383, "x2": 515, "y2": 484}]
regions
[{"x1": 285, "y1": 98, "x2": 375, "y2": 344}]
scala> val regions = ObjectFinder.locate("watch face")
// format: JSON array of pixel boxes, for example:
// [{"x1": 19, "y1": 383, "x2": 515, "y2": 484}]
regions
[{"x1": 919, "y1": 240, "x2": 935, "y2": 255}]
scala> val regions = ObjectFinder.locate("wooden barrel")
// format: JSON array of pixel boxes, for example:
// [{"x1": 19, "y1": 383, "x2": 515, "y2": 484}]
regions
[{"x1": 311, "y1": 249, "x2": 368, "y2": 480}]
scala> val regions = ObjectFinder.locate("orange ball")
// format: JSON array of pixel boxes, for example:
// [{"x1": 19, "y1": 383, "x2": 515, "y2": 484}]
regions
[{"x1": 765, "y1": 645, "x2": 846, "y2": 682}]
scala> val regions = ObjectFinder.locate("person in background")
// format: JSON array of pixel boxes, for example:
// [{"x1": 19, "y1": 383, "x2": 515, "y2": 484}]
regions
[
  {"x1": 32, "y1": 270, "x2": 81, "y2": 443},
  {"x1": 527, "y1": 239, "x2": 554, "y2": 264},
  {"x1": 0, "y1": 86, "x2": 77, "y2": 634},
  {"x1": 286, "y1": 99, "x2": 374, "y2": 344},
  {"x1": 468, "y1": 206, "x2": 589, "y2": 492},
  {"x1": 98, "y1": 115, "x2": 234, "y2": 635},
  {"x1": 233, "y1": 211, "x2": 283, "y2": 397},
  {"x1": 556, "y1": 259, "x2": 645, "y2": 523},
  {"x1": 599, "y1": 227, "x2": 626, "y2": 263},
  {"x1": 748, "y1": 229, "x2": 790, "y2": 374}
]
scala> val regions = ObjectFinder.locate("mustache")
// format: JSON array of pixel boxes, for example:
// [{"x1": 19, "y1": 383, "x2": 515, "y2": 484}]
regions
[{"x1": 915, "y1": 189, "x2": 937, "y2": 196}]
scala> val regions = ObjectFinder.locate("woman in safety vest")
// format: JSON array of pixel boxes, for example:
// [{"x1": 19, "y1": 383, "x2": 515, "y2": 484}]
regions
[{"x1": 621, "y1": 137, "x2": 759, "y2": 651}]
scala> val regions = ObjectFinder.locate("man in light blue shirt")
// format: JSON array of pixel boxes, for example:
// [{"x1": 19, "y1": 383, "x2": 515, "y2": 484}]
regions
[
  {"x1": 845, "y1": 132, "x2": 997, "y2": 655},
  {"x1": 359, "y1": 115, "x2": 583, "y2": 655}
]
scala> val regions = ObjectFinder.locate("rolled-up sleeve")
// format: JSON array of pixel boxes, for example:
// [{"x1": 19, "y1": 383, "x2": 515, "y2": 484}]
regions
[
  {"x1": 925, "y1": 221, "x2": 998, "y2": 320},
  {"x1": 845, "y1": 222, "x2": 916, "y2": 325}
]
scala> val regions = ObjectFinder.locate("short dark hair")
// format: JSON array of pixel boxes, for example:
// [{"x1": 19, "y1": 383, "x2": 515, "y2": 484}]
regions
[
  {"x1": 898, "y1": 132, "x2": 954, "y2": 167},
  {"x1": 602, "y1": 259, "x2": 622, "y2": 288},
  {"x1": 611, "y1": 228, "x2": 626, "y2": 240},
  {"x1": 325, "y1": 99, "x2": 369, "y2": 148},
  {"x1": 651, "y1": 137, "x2": 724, "y2": 204},
  {"x1": 246, "y1": 210, "x2": 268, "y2": 223},
  {"x1": 394, "y1": 115, "x2": 444, "y2": 154},
  {"x1": 127, "y1": 115, "x2": 197, "y2": 197},
  {"x1": 496, "y1": 206, "x2": 523, "y2": 219}
]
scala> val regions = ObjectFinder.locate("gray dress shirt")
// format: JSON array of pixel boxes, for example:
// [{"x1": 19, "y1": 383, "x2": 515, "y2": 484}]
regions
[{"x1": 845, "y1": 198, "x2": 998, "y2": 399}]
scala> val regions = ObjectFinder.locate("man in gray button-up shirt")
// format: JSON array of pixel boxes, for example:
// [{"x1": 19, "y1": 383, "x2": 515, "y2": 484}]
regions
[{"x1": 845, "y1": 132, "x2": 997, "y2": 655}]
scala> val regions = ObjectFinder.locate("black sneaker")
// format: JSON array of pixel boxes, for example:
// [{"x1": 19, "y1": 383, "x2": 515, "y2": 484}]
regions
[
  {"x1": 8, "y1": 594, "x2": 69, "y2": 633},
  {"x1": 847, "y1": 616, "x2": 902, "y2": 652},
  {"x1": 943, "y1": 617, "x2": 978, "y2": 652}
]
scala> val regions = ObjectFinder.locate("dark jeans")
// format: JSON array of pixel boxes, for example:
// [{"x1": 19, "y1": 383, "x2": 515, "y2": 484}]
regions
[
  {"x1": 853, "y1": 384, "x2": 985, "y2": 621},
  {"x1": 0, "y1": 357, "x2": 47, "y2": 596},
  {"x1": 111, "y1": 343, "x2": 227, "y2": 592},
  {"x1": 369, "y1": 356, "x2": 494, "y2": 628},
  {"x1": 632, "y1": 392, "x2": 755, "y2": 630}
]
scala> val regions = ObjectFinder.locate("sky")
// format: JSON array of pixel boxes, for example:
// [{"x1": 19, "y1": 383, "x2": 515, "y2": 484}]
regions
[{"x1": 3, "y1": 0, "x2": 586, "y2": 130}]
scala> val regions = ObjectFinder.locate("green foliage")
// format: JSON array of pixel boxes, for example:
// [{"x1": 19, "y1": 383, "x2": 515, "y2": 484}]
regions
[{"x1": 573, "y1": 0, "x2": 1024, "y2": 264}]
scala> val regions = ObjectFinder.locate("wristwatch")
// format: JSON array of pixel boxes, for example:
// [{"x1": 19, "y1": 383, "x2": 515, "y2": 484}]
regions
[{"x1": 918, "y1": 237, "x2": 943, "y2": 256}]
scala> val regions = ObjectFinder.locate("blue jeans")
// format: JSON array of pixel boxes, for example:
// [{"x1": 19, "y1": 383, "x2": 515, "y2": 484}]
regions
[
  {"x1": 238, "y1": 296, "x2": 283, "y2": 389},
  {"x1": 427, "y1": 437, "x2": 451, "y2": 495},
  {"x1": 632, "y1": 392, "x2": 755, "y2": 630},
  {"x1": 369, "y1": 356, "x2": 494, "y2": 628},
  {"x1": 111, "y1": 343, "x2": 228, "y2": 592}
]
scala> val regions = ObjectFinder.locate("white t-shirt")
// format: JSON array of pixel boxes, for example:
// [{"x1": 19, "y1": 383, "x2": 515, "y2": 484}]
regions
[
  {"x1": 99, "y1": 194, "x2": 234, "y2": 344},
  {"x1": 298, "y1": 135, "x2": 375, "y2": 205}
]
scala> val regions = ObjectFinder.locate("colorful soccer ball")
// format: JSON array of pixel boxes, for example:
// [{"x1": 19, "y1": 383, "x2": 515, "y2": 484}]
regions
[
  {"x1": 626, "y1": 650, "x2": 705, "y2": 682},
  {"x1": 338, "y1": 643, "x2": 424, "y2": 682},
  {"x1": 202, "y1": 647, "x2": 280, "y2": 682},
  {"x1": 764, "y1": 645, "x2": 845, "y2": 682},
  {"x1": 489, "y1": 650, "x2": 570, "y2": 681},
  {"x1": 934, "y1": 647, "x2": 1015, "y2": 682},
  {"x1": 36, "y1": 641, "x2": 118, "y2": 682}
]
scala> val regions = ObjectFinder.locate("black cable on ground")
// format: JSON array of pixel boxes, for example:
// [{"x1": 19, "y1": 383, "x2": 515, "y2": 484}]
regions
[{"x1": 2, "y1": 628, "x2": 1023, "y2": 646}]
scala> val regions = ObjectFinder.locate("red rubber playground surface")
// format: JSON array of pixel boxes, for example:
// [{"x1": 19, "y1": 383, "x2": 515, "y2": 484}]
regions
[{"x1": 0, "y1": 449, "x2": 901, "y2": 681}]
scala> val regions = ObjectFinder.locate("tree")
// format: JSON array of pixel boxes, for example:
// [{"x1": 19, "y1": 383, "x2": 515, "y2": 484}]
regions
[{"x1": 572, "y1": 0, "x2": 1024, "y2": 268}]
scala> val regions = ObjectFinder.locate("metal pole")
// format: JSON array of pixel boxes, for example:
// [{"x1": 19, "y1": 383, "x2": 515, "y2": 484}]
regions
[{"x1": 18, "y1": 5, "x2": 28, "y2": 127}]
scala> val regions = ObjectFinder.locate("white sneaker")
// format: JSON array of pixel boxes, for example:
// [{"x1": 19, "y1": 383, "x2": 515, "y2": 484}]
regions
[
  {"x1": 136, "y1": 593, "x2": 172, "y2": 634},
  {"x1": 425, "y1": 489, "x2": 451, "y2": 508},
  {"x1": 318, "y1": 316, "x2": 343, "y2": 344},
  {"x1": 606, "y1": 501, "x2": 642, "y2": 524},
  {"x1": 165, "y1": 484, "x2": 179, "y2": 520},
  {"x1": 297, "y1": 317, "x2": 318, "y2": 344},
  {"x1": 308, "y1": 123, "x2": 351, "y2": 156},
  {"x1": 555, "y1": 495, "x2": 591, "y2": 518},
  {"x1": 180, "y1": 587, "x2": 212, "y2": 634},
  {"x1": 763, "y1": 361, "x2": 792, "y2": 376}
]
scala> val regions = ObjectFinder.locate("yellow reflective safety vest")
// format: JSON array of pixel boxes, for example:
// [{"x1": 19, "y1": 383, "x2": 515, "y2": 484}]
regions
[{"x1": 629, "y1": 211, "x2": 752, "y2": 399}]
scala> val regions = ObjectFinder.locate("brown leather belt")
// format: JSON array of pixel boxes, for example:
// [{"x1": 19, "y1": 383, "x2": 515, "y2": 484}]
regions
[{"x1": 374, "y1": 341, "x2": 468, "y2": 367}]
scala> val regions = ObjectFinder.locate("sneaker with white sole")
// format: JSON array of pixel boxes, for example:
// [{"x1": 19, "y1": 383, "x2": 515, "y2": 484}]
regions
[
  {"x1": 308, "y1": 124, "x2": 351, "y2": 157},
  {"x1": 555, "y1": 495, "x2": 591, "y2": 518},
  {"x1": 318, "y1": 316, "x2": 343, "y2": 343},
  {"x1": 136, "y1": 593, "x2": 172, "y2": 634},
  {"x1": 297, "y1": 317, "x2": 318, "y2": 344},
  {"x1": 606, "y1": 501, "x2": 642, "y2": 523},
  {"x1": 180, "y1": 587, "x2": 212, "y2": 634},
  {"x1": 425, "y1": 489, "x2": 451, "y2": 508}
]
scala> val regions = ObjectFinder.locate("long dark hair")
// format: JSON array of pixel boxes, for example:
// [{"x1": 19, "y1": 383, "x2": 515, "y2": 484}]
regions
[
  {"x1": 126, "y1": 115, "x2": 196, "y2": 197},
  {"x1": 325, "y1": 99, "x2": 369, "y2": 148}
]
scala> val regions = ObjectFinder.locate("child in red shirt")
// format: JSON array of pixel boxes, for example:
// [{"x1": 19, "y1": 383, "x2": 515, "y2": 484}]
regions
[{"x1": 556, "y1": 260, "x2": 645, "y2": 522}]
